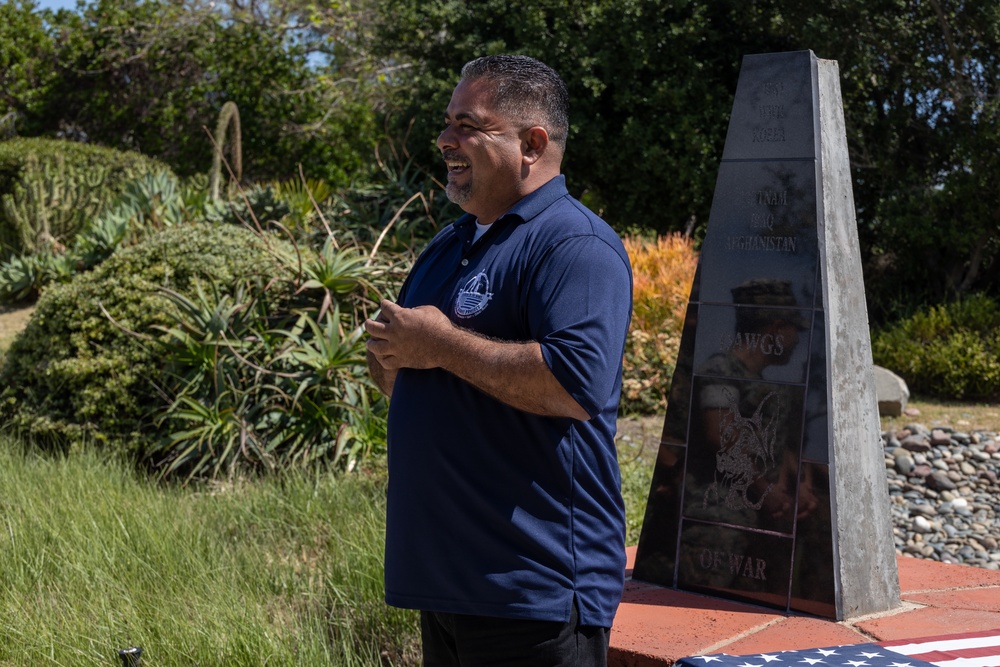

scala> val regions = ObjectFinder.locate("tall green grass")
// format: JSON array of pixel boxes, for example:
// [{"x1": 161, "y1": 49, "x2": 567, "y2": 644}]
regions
[
  {"x1": 619, "y1": 453, "x2": 655, "y2": 548},
  {"x1": 0, "y1": 438, "x2": 419, "y2": 666},
  {"x1": 0, "y1": 429, "x2": 656, "y2": 666}
]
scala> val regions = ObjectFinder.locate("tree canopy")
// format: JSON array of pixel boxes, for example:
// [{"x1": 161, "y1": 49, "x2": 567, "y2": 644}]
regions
[
  {"x1": 772, "y1": 0, "x2": 1000, "y2": 316},
  {"x1": 1, "y1": 0, "x2": 387, "y2": 184},
  {"x1": 371, "y1": 0, "x2": 787, "y2": 236},
  {"x1": 371, "y1": 0, "x2": 1000, "y2": 319},
  {"x1": 1, "y1": 0, "x2": 997, "y2": 319}
]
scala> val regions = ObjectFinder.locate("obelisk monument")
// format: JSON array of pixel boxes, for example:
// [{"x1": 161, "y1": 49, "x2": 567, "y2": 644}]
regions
[{"x1": 632, "y1": 50, "x2": 900, "y2": 620}]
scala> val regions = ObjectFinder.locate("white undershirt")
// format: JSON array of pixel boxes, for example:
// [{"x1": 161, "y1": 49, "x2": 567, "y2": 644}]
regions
[{"x1": 473, "y1": 221, "x2": 490, "y2": 243}]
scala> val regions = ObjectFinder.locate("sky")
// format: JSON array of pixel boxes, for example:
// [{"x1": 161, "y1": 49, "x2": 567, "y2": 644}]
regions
[{"x1": 34, "y1": 0, "x2": 84, "y2": 12}]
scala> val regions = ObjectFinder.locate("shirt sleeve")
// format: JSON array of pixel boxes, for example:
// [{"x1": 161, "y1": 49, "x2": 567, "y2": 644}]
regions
[{"x1": 528, "y1": 234, "x2": 633, "y2": 418}]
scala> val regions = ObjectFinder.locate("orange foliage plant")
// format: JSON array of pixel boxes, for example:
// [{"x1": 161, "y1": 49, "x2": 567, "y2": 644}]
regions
[{"x1": 620, "y1": 233, "x2": 698, "y2": 415}]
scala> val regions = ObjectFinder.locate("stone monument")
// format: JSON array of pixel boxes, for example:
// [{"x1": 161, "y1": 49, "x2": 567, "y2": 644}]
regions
[{"x1": 631, "y1": 50, "x2": 900, "y2": 620}]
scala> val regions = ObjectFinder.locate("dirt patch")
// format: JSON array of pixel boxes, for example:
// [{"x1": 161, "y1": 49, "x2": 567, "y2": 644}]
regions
[
  {"x1": 0, "y1": 304, "x2": 34, "y2": 350},
  {"x1": 616, "y1": 414, "x2": 663, "y2": 465},
  {"x1": 883, "y1": 399, "x2": 1000, "y2": 434}
]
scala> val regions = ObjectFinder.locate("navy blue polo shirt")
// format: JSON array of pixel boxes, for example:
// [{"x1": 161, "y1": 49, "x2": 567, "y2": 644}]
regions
[{"x1": 383, "y1": 175, "x2": 633, "y2": 627}]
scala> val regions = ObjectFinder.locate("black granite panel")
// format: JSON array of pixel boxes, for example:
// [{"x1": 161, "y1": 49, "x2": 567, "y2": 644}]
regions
[
  {"x1": 802, "y1": 310, "x2": 830, "y2": 463},
  {"x1": 632, "y1": 444, "x2": 687, "y2": 587},
  {"x1": 692, "y1": 303, "x2": 812, "y2": 386},
  {"x1": 698, "y1": 160, "x2": 820, "y2": 306},
  {"x1": 790, "y1": 462, "x2": 836, "y2": 616},
  {"x1": 677, "y1": 520, "x2": 793, "y2": 611},
  {"x1": 682, "y1": 377, "x2": 805, "y2": 535},
  {"x1": 687, "y1": 261, "x2": 703, "y2": 303},
  {"x1": 722, "y1": 51, "x2": 818, "y2": 161},
  {"x1": 660, "y1": 304, "x2": 699, "y2": 446},
  {"x1": 811, "y1": 250, "x2": 824, "y2": 310}
]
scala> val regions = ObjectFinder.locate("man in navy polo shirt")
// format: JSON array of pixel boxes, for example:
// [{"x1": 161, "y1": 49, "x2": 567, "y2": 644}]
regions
[{"x1": 365, "y1": 54, "x2": 632, "y2": 666}]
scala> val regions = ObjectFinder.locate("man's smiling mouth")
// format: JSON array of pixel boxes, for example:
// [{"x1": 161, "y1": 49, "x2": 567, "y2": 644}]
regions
[{"x1": 443, "y1": 151, "x2": 469, "y2": 173}]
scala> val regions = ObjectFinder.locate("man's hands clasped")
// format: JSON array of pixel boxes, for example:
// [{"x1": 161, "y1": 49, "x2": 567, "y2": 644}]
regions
[{"x1": 364, "y1": 300, "x2": 454, "y2": 371}]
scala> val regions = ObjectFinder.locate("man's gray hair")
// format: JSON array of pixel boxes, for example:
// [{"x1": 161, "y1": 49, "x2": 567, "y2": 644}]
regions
[{"x1": 460, "y1": 55, "x2": 569, "y2": 149}]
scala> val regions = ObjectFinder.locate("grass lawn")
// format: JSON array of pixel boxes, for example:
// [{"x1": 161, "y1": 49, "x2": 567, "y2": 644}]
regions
[{"x1": 0, "y1": 440, "x2": 419, "y2": 666}]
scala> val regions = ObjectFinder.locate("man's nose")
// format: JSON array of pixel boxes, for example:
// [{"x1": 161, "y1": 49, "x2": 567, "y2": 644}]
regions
[{"x1": 437, "y1": 125, "x2": 456, "y2": 151}]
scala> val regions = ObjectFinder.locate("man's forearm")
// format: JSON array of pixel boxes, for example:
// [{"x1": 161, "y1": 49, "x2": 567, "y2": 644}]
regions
[{"x1": 437, "y1": 326, "x2": 590, "y2": 421}]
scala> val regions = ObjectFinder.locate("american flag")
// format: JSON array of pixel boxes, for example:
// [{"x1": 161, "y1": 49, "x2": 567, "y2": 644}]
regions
[{"x1": 676, "y1": 629, "x2": 1000, "y2": 667}]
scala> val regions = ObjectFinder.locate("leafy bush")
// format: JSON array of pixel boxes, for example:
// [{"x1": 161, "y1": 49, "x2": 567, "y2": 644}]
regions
[
  {"x1": 149, "y1": 237, "x2": 387, "y2": 481},
  {"x1": 0, "y1": 223, "x2": 293, "y2": 451},
  {"x1": 620, "y1": 233, "x2": 698, "y2": 415},
  {"x1": 0, "y1": 212, "x2": 395, "y2": 480},
  {"x1": 270, "y1": 176, "x2": 334, "y2": 234},
  {"x1": 872, "y1": 293, "x2": 1000, "y2": 401},
  {"x1": 0, "y1": 152, "x2": 440, "y2": 478},
  {"x1": 0, "y1": 137, "x2": 173, "y2": 258}
]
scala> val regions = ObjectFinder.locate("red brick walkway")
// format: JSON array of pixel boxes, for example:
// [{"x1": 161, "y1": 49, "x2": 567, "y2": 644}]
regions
[{"x1": 610, "y1": 546, "x2": 1000, "y2": 666}]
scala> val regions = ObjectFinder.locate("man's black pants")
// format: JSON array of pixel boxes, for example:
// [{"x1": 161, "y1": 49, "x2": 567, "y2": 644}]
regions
[{"x1": 420, "y1": 600, "x2": 610, "y2": 666}]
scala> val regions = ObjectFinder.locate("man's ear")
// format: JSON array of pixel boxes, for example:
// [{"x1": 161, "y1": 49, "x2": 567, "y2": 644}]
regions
[{"x1": 521, "y1": 126, "x2": 550, "y2": 164}]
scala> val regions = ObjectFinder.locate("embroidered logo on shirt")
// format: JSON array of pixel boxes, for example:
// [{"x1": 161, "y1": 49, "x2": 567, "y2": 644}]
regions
[{"x1": 454, "y1": 271, "x2": 493, "y2": 319}]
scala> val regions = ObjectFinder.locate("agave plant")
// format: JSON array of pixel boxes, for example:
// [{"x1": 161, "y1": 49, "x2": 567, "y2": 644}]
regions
[
  {"x1": 72, "y1": 210, "x2": 130, "y2": 269},
  {"x1": 271, "y1": 175, "x2": 334, "y2": 236},
  {"x1": 302, "y1": 237, "x2": 372, "y2": 294},
  {"x1": 153, "y1": 283, "x2": 261, "y2": 398},
  {"x1": 285, "y1": 237, "x2": 384, "y2": 326},
  {"x1": 149, "y1": 259, "x2": 385, "y2": 481},
  {"x1": 154, "y1": 389, "x2": 277, "y2": 481},
  {"x1": 269, "y1": 307, "x2": 376, "y2": 467},
  {"x1": 202, "y1": 184, "x2": 291, "y2": 232},
  {"x1": 116, "y1": 171, "x2": 188, "y2": 230},
  {"x1": 0, "y1": 251, "x2": 75, "y2": 303},
  {"x1": 0, "y1": 253, "x2": 48, "y2": 303}
]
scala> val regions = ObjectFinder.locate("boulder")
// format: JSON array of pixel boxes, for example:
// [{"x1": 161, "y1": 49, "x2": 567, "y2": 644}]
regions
[{"x1": 874, "y1": 365, "x2": 910, "y2": 417}]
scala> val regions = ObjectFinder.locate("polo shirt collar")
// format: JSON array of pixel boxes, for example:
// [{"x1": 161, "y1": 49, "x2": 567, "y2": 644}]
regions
[
  {"x1": 506, "y1": 174, "x2": 569, "y2": 222},
  {"x1": 453, "y1": 175, "x2": 569, "y2": 237}
]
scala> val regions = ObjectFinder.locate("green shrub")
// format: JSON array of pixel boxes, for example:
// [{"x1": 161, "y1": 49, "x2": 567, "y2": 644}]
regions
[
  {"x1": 872, "y1": 293, "x2": 1000, "y2": 401},
  {"x1": 0, "y1": 137, "x2": 173, "y2": 258},
  {"x1": 0, "y1": 215, "x2": 392, "y2": 480},
  {"x1": 0, "y1": 156, "x2": 430, "y2": 478},
  {"x1": 0, "y1": 223, "x2": 292, "y2": 452},
  {"x1": 149, "y1": 238, "x2": 387, "y2": 481}
]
